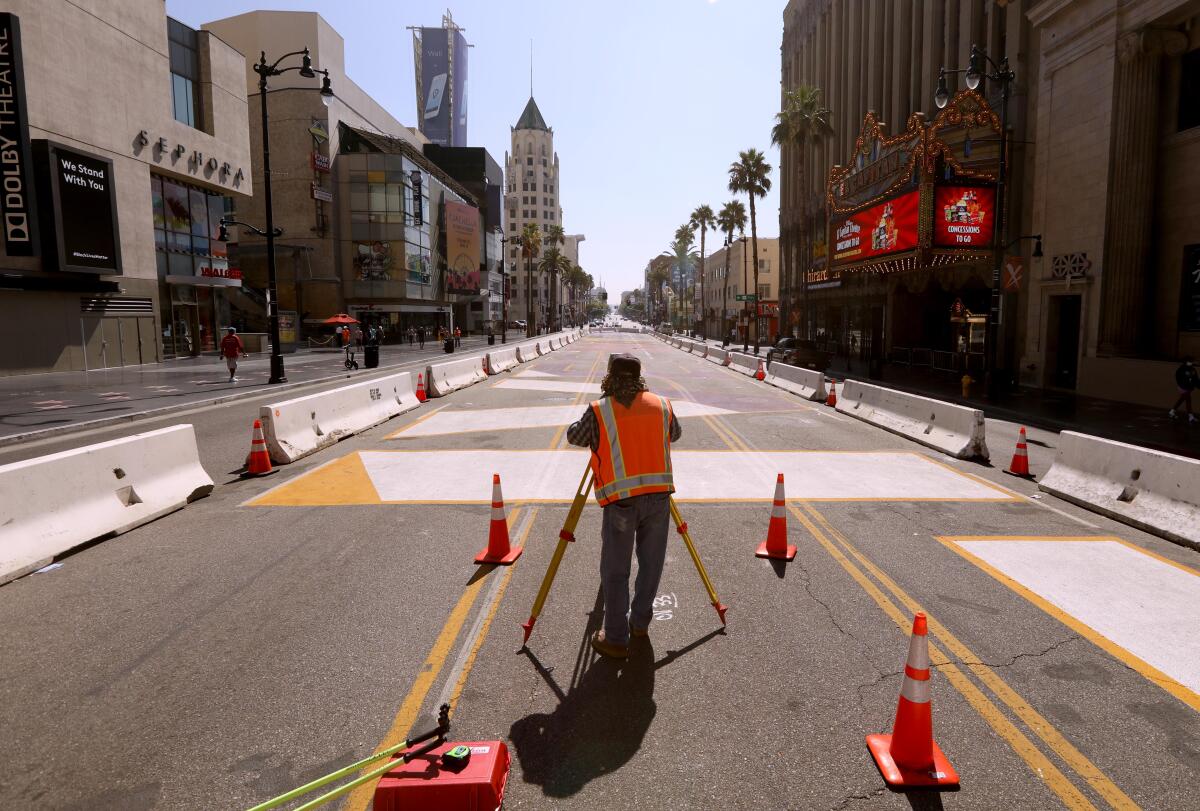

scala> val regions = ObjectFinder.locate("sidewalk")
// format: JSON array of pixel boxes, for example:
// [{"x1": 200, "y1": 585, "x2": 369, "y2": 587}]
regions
[
  {"x1": 675, "y1": 334, "x2": 1200, "y2": 461},
  {"x1": 0, "y1": 336, "x2": 506, "y2": 443}
]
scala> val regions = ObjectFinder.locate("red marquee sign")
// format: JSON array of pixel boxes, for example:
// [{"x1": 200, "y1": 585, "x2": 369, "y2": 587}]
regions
[
  {"x1": 933, "y1": 186, "x2": 995, "y2": 249},
  {"x1": 831, "y1": 189, "x2": 919, "y2": 267}
]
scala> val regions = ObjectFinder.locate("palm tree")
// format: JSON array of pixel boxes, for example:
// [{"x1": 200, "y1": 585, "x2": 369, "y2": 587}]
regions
[
  {"x1": 520, "y1": 222, "x2": 541, "y2": 337},
  {"x1": 717, "y1": 200, "x2": 747, "y2": 342},
  {"x1": 772, "y1": 85, "x2": 834, "y2": 338},
  {"x1": 728, "y1": 148, "x2": 772, "y2": 352},
  {"x1": 542, "y1": 225, "x2": 566, "y2": 330},
  {"x1": 539, "y1": 247, "x2": 572, "y2": 331},
  {"x1": 690, "y1": 205, "x2": 716, "y2": 339},
  {"x1": 647, "y1": 264, "x2": 671, "y2": 325},
  {"x1": 662, "y1": 229, "x2": 699, "y2": 332}
]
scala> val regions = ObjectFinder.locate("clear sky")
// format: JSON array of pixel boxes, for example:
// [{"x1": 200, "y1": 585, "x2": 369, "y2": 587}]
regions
[{"x1": 166, "y1": 0, "x2": 784, "y2": 299}]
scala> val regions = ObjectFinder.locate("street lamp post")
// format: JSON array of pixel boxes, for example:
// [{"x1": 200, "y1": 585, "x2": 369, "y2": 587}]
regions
[
  {"x1": 936, "y1": 44, "x2": 1013, "y2": 399},
  {"x1": 740, "y1": 235, "x2": 749, "y2": 353},
  {"x1": 498, "y1": 236, "x2": 509, "y2": 344},
  {"x1": 722, "y1": 235, "x2": 730, "y2": 343},
  {"x1": 252, "y1": 47, "x2": 333, "y2": 383}
]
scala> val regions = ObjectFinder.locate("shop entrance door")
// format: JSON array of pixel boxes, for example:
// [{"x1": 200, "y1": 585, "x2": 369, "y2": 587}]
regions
[{"x1": 1047, "y1": 295, "x2": 1081, "y2": 390}]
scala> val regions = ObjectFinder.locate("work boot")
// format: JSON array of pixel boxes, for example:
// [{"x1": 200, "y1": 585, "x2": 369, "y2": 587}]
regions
[
  {"x1": 590, "y1": 630, "x2": 629, "y2": 659},
  {"x1": 1169, "y1": 409, "x2": 1177, "y2": 418}
]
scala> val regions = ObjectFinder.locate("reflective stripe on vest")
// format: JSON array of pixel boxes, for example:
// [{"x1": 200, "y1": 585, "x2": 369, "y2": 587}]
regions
[{"x1": 590, "y1": 392, "x2": 674, "y2": 506}]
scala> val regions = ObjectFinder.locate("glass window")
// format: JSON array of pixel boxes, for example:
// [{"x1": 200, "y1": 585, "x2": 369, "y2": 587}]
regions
[
  {"x1": 369, "y1": 183, "x2": 386, "y2": 211},
  {"x1": 1180, "y1": 49, "x2": 1200, "y2": 132},
  {"x1": 189, "y1": 188, "x2": 208, "y2": 237},
  {"x1": 168, "y1": 18, "x2": 200, "y2": 129},
  {"x1": 526, "y1": 157, "x2": 533, "y2": 166},
  {"x1": 163, "y1": 179, "x2": 190, "y2": 232},
  {"x1": 151, "y1": 177, "x2": 165, "y2": 229},
  {"x1": 386, "y1": 184, "x2": 403, "y2": 212},
  {"x1": 350, "y1": 189, "x2": 369, "y2": 212}
]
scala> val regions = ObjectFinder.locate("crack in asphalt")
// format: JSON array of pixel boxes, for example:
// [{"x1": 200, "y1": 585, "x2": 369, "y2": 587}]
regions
[
  {"x1": 828, "y1": 787, "x2": 886, "y2": 810},
  {"x1": 956, "y1": 634, "x2": 1080, "y2": 669}
]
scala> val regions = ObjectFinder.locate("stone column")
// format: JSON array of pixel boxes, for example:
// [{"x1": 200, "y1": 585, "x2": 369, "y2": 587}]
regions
[{"x1": 1098, "y1": 29, "x2": 1187, "y2": 355}]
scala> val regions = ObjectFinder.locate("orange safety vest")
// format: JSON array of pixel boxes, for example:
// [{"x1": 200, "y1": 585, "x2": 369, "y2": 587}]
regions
[{"x1": 589, "y1": 391, "x2": 675, "y2": 507}]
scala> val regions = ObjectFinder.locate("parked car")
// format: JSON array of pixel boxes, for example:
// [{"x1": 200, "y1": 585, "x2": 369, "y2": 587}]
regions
[
  {"x1": 766, "y1": 337, "x2": 832, "y2": 372},
  {"x1": 509, "y1": 319, "x2": 527, "y2": 329}
]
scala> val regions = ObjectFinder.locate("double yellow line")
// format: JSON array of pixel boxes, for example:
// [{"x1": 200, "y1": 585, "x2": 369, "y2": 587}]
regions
[
  {"x1": 687, "y1": 387, "x2": 1138, "y2": 809},
  {"x1": 344, "y1": 344, "x2": 605, "y2": 810}
]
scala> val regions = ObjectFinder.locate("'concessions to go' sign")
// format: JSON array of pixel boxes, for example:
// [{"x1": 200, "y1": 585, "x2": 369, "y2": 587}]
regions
[{"x1": 933, "y1": 185, "x2": 996, "y2": 249}]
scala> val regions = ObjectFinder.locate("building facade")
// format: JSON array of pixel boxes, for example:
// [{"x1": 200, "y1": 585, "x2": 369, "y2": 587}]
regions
[
  {"x1": 0, "y1": 1, "x2": 252, "y2": 374},
  {"x1": 782, "y1": 0, "x2": 1200, "y2": 407},
  {"x1": 700, "y1": 238, "x2": 780, "y2": 341},
  {"x1": 203, "y1": 11, "x2": 486, "y2": 342},
  {"x1": 504, "y1": 97, "x2": 567, "y2": 332}
]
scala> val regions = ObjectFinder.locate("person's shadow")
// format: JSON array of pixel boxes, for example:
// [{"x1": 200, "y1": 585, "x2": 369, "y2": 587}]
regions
[{"x1": 509, "y1": 616, "x2": 656, "y2": 797}]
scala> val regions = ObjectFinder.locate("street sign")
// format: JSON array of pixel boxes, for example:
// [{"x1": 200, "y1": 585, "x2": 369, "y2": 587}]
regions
[{"x1": 735, "y1": 294, "x2": 757, "y2": 302}]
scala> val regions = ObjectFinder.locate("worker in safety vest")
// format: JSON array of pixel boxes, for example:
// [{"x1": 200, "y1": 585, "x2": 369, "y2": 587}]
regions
[{"x1": 567, "y1": 353, "x2": 682, "y2": 659}]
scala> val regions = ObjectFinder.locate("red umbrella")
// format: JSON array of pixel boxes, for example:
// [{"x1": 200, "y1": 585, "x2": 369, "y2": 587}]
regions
[{"x1": 323, "y1": 313, "x2": 359, "y2": 325}]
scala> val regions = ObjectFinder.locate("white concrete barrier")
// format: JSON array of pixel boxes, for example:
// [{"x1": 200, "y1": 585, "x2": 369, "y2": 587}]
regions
[
  {"x1": 835, "y1": 379, "x2": 989, "y2": 460},
  {"x1": 728, "y1": 351, "x2": 763, "y2": 378},
  {"x1": 706, "y1": 347, "x2": 730, "y2": 366},
  {"x1": 537, "y1": 338, "x2": 552, "y2": 354},
  {"x1": 262, "y1": 371, "x2": 421, "y2": 463},
  {"x1": 1039, "y1": 432, "x2": 1200, "y2": 550},
  {"x1": 765, "y1": 363, "x2": 827, "y2": 401},
  {"x1": 516, "y1": 342, "x2": 539, "y2": 363},
  {"x1": 486, "y1": 346, "x2": 519, "y2": 374},
  {"x1": 426, "y1": 355, "x2": 488, "y2": 398},
  {"x1": 0, "y1": 425, "x2": 214, "y2": 584}
]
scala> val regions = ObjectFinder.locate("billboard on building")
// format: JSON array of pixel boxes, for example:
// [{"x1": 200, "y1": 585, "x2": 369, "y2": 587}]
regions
[
  {"x1": 417, "y1": 27, "x2": 451, "y2": 147},
  {"x1": 831, "y1": 189, "x2": 919, "y2": 267},
  {"x1": 933, "y1": 186, "x2": 996, "y2": 249},
  {"x1": 444, "y1": 201, "x2": 480, "y2": 291},
  {"x1": 34, "y1": 141, "x2": 121, "y2": 274},
  {"x1": 451, "y1": 28, "x2": 468, "y2": 147}
]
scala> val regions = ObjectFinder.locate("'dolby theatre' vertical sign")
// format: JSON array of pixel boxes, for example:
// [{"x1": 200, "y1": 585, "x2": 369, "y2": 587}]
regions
[{"x1": 0, "y1": 13, "x2": 38, "y2": 256}]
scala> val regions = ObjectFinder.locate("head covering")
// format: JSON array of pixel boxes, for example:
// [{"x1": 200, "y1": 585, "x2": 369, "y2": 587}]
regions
[
  {"x1": 607, "y1": 353, "x2": 641, "y2": 378},
  {"x1": 226, "y1": 327, "x2": 236, "y2": 334}
]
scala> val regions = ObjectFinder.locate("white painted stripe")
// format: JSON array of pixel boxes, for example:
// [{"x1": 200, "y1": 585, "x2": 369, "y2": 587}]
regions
[
  {"x1": 957, "y1": 540, "x2": 1200, "y2": 694},
  {"x1": 494, "y1": 379, "x2": 603, "y2": 394},
  {"x1": 394, "y1": 401, "x2": 735, "y2": 438},
  {"x1": 356, "y1": 450, "x2": 1010, "y2": 502},
  {"x1": 513, "y1": 370, "x2": 559, "y2": 378}
]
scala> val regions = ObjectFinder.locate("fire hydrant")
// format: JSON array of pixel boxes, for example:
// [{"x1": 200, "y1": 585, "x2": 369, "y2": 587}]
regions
[{"x1": 961, "y1": 374, "x2": 973, "y2": 398}]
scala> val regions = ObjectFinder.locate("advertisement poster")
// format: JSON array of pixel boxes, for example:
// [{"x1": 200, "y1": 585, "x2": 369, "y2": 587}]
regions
[
  {"x1": 37, "y1": 142, "x2": 121, "y2": 273},
  {"x1": 419, "y1": 27, "x2": 451, "y2": 147},
  {"x1": 451, "y1": 28, "x2": 468, "y2": 147},
  {"x1": 933, "y1": 185, "x2": 996, "y2": 249},
  {"x1": 444, "y1": 201, "x2": 480, "y2": 291},
  {"x1": 354, "y1": 241, "x2": 392, "y2": 280},
  {"x1": 832, "y1": 189, "x2": 919, "y2": 266},
  {"x1": 277, "y1": 311, "x2": 297, "y2": 346},
  {"x1": 407, "y1": 247, "x2": 431, "y2": 284},
  {"x1": 1181, "y1": 244, "x2": 1200, "y2": 332}
]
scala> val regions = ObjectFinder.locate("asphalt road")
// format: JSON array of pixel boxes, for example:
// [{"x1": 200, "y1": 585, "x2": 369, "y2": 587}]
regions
[{"x1": 1, "y1": 331, "x2": 1197, "y2": 810}]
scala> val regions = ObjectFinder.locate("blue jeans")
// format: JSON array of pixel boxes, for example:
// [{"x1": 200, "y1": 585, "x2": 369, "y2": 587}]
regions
[{"x1": 599, "y1": 492, "x2": 671, "y2": 646}]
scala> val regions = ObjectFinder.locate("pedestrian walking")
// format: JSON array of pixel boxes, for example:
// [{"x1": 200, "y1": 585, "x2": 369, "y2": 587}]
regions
[
  {"x1": 1168, "y1": 357, "x2": 1198, "y2": 423},
  {"x1": 408, "y1": 326, "x2": 415, "y2": 346},
  {"x1": 219, "y1": 327, "x2": 246, "y2": 382},
  {"x1": 418, "y1": 326, "x2": 425, "y2": 349},
  {"x1": 341, "y1": 326, "x2": 352, "y2": 348},
  {"x1": 454, "y1": 326, "x2": 461, "y2": 348},
  {"x1": 353, "y1": 325, "x2": 364, "y2": 350},
  {"x1": 567, "y1": 353, "x2": 682, "y2": 659}
]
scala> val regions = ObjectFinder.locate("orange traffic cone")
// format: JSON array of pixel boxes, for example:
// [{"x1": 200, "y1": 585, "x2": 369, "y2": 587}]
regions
[
  {"x1": 826, "y1": 378, "x2": 838, "y2": 407},
  {"x1": 755, "y1": 359, "x2": 766, "y2": 381},
  {"x1": 244, "y1": 419, "x2": 274, "y2": 477},
  {"x1": 475, "y1": 474, "x2": 523, "y2": 565},
  {"x1": 1005, "y1": 426, "x2": 1033, "y2": 478},
  {"x1": 416, "y1": 372, "x2": 427, "y2": 402},
  {"x1": 755, "y1": 473, "x2": 796, "y2": 561},
  {"x1": 866, "y1": 612, "x2": 959, "y2": 788}
]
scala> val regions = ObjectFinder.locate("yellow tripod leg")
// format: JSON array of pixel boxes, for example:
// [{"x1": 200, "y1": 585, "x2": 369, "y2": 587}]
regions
[
  {"x1": 521, "y1": 465, "x2": 594, "y2": 644},
  {"x1": 669, "y1": 498, "x2": 728, "y2": 626}
]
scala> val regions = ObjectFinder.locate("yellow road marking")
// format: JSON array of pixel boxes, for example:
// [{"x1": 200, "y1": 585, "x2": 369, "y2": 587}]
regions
[
  {"x1": 802, "y1": 507, "x2": 1140, "y2": 810},
  {"x1": 341, "y1": 507, "x2": 532, "y2": 811},
  {"x1": 937, "y1": 534, "x2": 1200, "y2": 715},
  {"x1": 244, "y1": 452, "x2": 380, "y2": 507},
  {"x1": 548, "y1": 349, "x2": 604, "y2": 449},
  {"x1": 786, "y1": 504, "x2": 1099, "y2": 810}
]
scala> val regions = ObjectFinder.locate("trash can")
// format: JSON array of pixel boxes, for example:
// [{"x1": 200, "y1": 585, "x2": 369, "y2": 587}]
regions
[
  {"x1": 444, "y1": 338, "x2": 455, "y2": 353},
  {"x1": 364, "y1": 344, "x2": 379, "y2": 369},
  {"x1": 487, "y1": 334, "x2": 495, "y2": 346}
]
